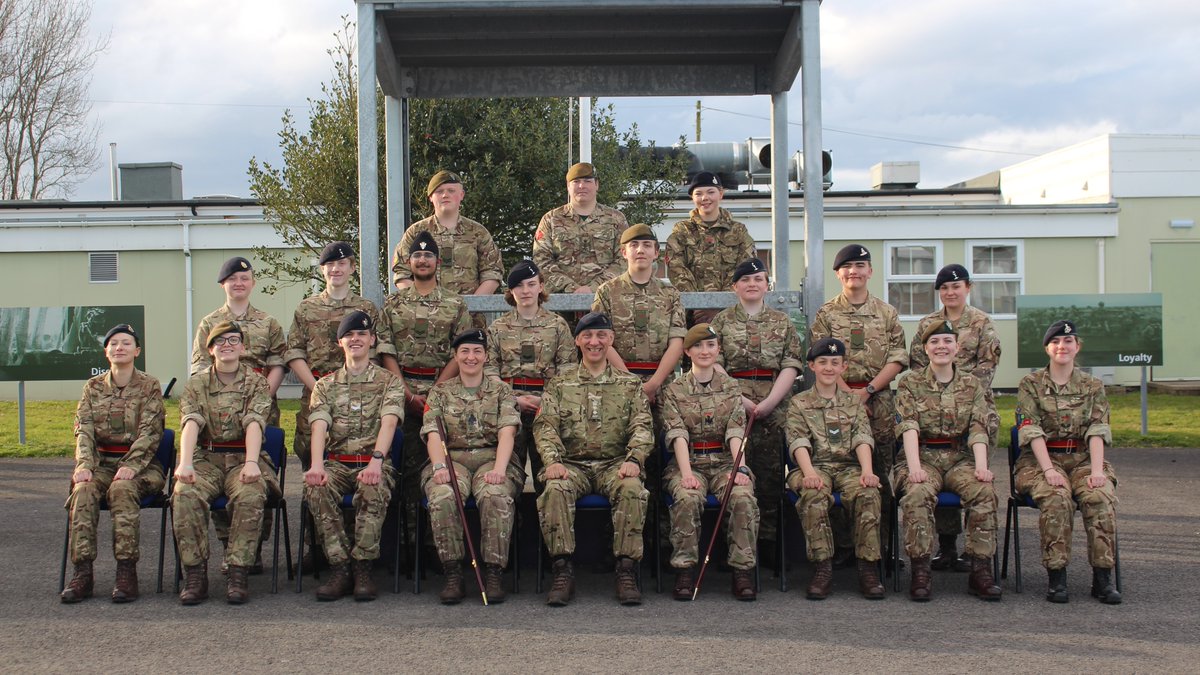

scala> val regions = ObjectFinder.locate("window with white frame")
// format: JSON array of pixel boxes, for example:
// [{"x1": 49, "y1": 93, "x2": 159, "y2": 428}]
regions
[
  {"x1": 885, "y1": 242, "x2": 941, "y2": 318},
  {"x1": 966, "y1": 241, "x2": 1023, "y2": 318}
]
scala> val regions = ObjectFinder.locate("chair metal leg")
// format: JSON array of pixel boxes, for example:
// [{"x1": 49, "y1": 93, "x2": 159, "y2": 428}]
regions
[
  {"x1": 511, "y1": 508, "x2": 520, "y2": 594},
  {"x1": 392, "y1": 497, "x2": 403, "y2": 594},
  {"x1": 157, "y1": 503, "x2": 168, "y2": 593},
  {"x1": 1012, "y1": 502, "x2": 1023, "y2": 593},
  {"x1": 779, "y1": 495, "x2": 788, "y2": 592},
  {"x1": 270, "y1": 502, "x2": 281, "y2": 594},
  {"x1": 654, "y1": 498, "x2": 662, "y2": 594},
  {"x1": 1114, "y1": 531, "x2": 1122, "y2": 593},
  {"x1": 1001, "y1": 499, "x2": 1013, "y2": 580},
  {"x1": 892, "y1": 498, "x2": 902, "y2": 593},
  {"x1": 413, "y1": 504, "x2": 423, "y2": 594},
  {"x1": 59, "y1": 514, "x2": 71, "y2": 593},
  {"x1": 295, "y1": 500, "x2": 307, "y2": 593}
]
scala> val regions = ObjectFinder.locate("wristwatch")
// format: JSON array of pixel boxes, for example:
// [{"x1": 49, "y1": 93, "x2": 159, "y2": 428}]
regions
[
  {"x1": 865, "y1": 383, "x2": 877, "y2": 395},
  {"x1": 432, "y1": 462, "x2": 446, "y2": 471},
  {"x1": 372, "y1": 450, "x2": 385, "y2": 461},
  {"x1": 736, "y1": 466, "x2": 751, "y2": 476}
]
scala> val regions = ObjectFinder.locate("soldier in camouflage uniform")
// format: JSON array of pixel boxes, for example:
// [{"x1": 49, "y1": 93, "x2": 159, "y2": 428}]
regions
[
  {"x1": 666, "y1": 171, "x2": 756, "y2": 324},
  {"x1": 535, "y1": 312, "x2": 655, "y2": 606},
  {"x1": 61, "y1": 324, "x2": 166, "y2": 604},
  {"x1": 303, "y1": 311, "x2": 405, "y2": 602},
  {"x1": 909, "y1": 263, "x2": 1002, "y2": 572},
  {"x1": 485, "y1": 260, "x2": 576, "y2": 491},
  {"x1": 1014, "y1": 320, "x2": 1120, "y2": 604},
  {"x1": 191, "y1": 256, "x2": 287, "y2": 574},
  {"x1": 785, "y1": 337, "x2": 886, "y2": 600},
  {"x1": 421, "y1": 329, "x2": 524, "y2": 604},
  {"x1": 893, "y1": 320, "x2": 1001, "y2": 602},
  {"x1": 811, "y1": 244, "x2": 907, "y2": 565},
  {"x1": 710, "y1": 258, "x2": 803, "y2": 565},
  {"x1": 382, "y1": 231, "x2": 472, "y2": 553},
  {"x1": 660, "y1": 324, "x2": 758, "y2": 601},
  {"x1": 173, "y1": 322, "x2": 280, "y2": 605},
  {"x1": 532, "y1": 162, "x2": 629, "y2": 293}
]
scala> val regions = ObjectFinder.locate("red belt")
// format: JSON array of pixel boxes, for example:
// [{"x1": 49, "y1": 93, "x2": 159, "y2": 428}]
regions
[
  {"x1": 311, "y1": 369, "x2": 332, "y2": 379},
  {"x1": 691, "y1": 441, "x2": 724, "y2": 454},
  {"x1": 503, "y1": 376, "x2": 545, "y2": 391},
  {"x1": 625, "y1": 361, "x2": 659, "y2": 374},
  {"x1": 731, "y1": 369, "x2": 776, "y2": 381},
  {"x1": 1047, "y1": 439, "x2": 1081, "y2": 453},
  {"x1": 846, "y1": 381, "x2": 870, "y2": 389},
  {"x1": 329, "y1": 453, "x2": 374, "y2": 465},
  {"x1": 921, "y1": 438, "x2": 955, "y2": 447},
  {"x1": 98, "y1": 444, "x2": 131, "y2": 456},
  {"x1": 402, "y1": 366, "x2": 439, "y2": 380},
  {"x1": 252, "y1": 367, "x2": 265, "y2": 374},
  {"x1": 208, "y1": 440, "x2": 247, "y2": 453}
]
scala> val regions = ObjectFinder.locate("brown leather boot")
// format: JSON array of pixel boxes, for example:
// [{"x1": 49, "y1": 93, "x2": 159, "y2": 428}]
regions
[
  {"x1": 60, "y1": 560, "x2": 93, "y2": 603},
  {"x1": 439, "y1": 560, "x2": 465, "y2": 605},
  {"x1": 315, "y1": 563, "x2": 352, "y2": 601},
  {"x1": 179, "y1": 562, "x2": 209, "y2": 605},
  {"x1": 226, "y1": 565, "x2": 250, "y2": 604},
  {"x1": 909, "y1": 556, "x2": 932, "y2": 602},
  {"x1": 858, "y1": 559, "x2": 885, "y2": 600},
  {"x1": 546, "y1": 557, "x2": 575, "y2": 607},
  {"x1": 111, "y1": 559, "x2": 139, "y2": 603},
  {"x1": 732, "y1": 569, "x2": 756, "y2": 601},
  {"x1": 484, "y1": 564, "x2": 506, "y2": 604},
  {"x1": 673, "y1": 567, "x2": 696, "y2": 601},
  {"x1": 353, "y1": 560, "x2": 377, "y2": 602},
  {"x1": 806, "y1": 560, "x2": 833, "y2": 600},
  {"x1": 614, "y1": 557, "x2": 642, "y2": 605},
  {"x1": 968, "y1": 556, "x2": 1002, "y2": 601}
]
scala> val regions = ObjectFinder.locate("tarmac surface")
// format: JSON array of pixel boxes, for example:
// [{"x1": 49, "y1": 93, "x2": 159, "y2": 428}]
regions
[{"x1": 2, "y1": 447, "x2": 1199, "y2": 673}]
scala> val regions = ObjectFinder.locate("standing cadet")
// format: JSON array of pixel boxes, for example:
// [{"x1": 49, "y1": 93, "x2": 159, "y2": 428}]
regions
[
  {"x1": 785, "y1": 338, "x2": 885, "y2": 600},
  {"x1": 485, "y1": 260, "x2": 576, "y2": 489},
  {"x1": 535, "y1": 312, "x2": 655, "y2": 606},
  {"x1": 190, "y1": 256, "x2": 286, "y2": 574},
  {"x1": 1014, "y1": 320, "x2": 1120, "y2": 604},
  {"x1": 303, "y1": 311, "x2": 404, "y2": 602},
  {"x1": 909, "y1": 263, "x2": 1002, "y2": 572},
  {"x1": 173, "y1": 322, "x2": 280, "y2": 605},
  {"x1": 421, "y1": 329, "x2": 524, "y2": 604},
  {"x1": 811, "y1": 244, "x2": 907, "y2": 565},
  {"x1": 893, "y1": 320, "x2": 1001, "y2": 602},
  {"x1": 61, "y1": 324, "x2": 166, "y2": 604},
  {"x1": 666, "y1": 171, "x2": 756, "y2": 324},
  {"x1": 382, "y1": 231, "x2": 472, "y2": 551},
  {"x1": 532, "y1": 162, "x2": 629, "y2": 294},
  {"x1": 710, "y1": 258, "x2": 803, "y2": 566},
  {"x1": 660, "y1": 324, "x2": 758, "y2": 601}
]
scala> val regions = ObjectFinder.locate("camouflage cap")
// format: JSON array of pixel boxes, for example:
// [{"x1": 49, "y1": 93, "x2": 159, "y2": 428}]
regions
[
  {"x1": 566, "y1": 162, "x2": 595, "y2": 182},
  {"x1": 318, "y1": 241, "x2": 355, "y2": 265},
  {"x1": 683, "y1": 323, "x2": 719, "y2": 350},
  {"x1": 506, "y1": 259, "x2": 540, "y2": 289},
  {"x1": 337, "y1": 311, "x2": 374, "y2": 339},
  {"x1": 619, "y1": 223, "x2": 657, "y2": 245},
  {"x1": 426, "y1": 170, "x2": 462, "y2": 198},
  {"x1": 1043, "y1": 319, "x2": 1078, "y2": 346},
  {"x1": 217, "y1": 256, "x2": 253, "y2": 283},
  {"x1": 103, "y1": 324, "x2": 140, "y2": 348},
  {"x1": 934, "y1": 263, "x2": 970, "y2": 289},
  {"x1": 409, "y1": 230, "x2": 440, "y2": 257},
  {"x1": 205, "y1": 320, "x2": 243, "y2": 348},
  {"x1": 687, "y1": 171, "x2": 724, "y2": 195},
  {"x1": 833, "y1": 244, "x2": 871, "y2": 270},
  {"x1": 732, "y1": 258, "x2": 767, "y2": 283},
  {"x1": 806, "y1": 337, "x2": 846, "y2": 361},
  {"x1": 451, "y1": 328, "x2": 487, "y2": 350},
  {"x1": 574, "y1": 311, "x2": 613, "y2": 336},
  {"x1": 919, "y1": 319, "x2": 957, "y2": 344}
]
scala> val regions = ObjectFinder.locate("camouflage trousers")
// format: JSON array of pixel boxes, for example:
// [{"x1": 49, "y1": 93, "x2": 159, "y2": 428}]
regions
[
  {"x1": 173, "y1": 452, "x2": 281, "y2": 568},
  {"x1": 421, "y1": 448, "x2": 524, "y2": 566},
  {"x1": 213, "y1": 404, "x2": 279, "y2": 544},
  {"x1": 734, "y1": 380, "x2": 787, "y2": 544},
  {"x1": 66, "y1": 458, "x2": 165, "y2": 563},
  {"x1": 833, "y1": 389, "x2": 895, "y2": 550},
  {"x1": 893, "y1": 449, "x2": 997, "y2": 559},
  {"x1": 664, "y1": 455, "x2": 759, "y2": 570},
  {"x1": 305, "y1": 460, "x2": 397, "y2": 565},
  {"x1": 537, "y1": 456, "x2": 649, "y2": 560},
  {"x1": 294, "y1": 388, "x2": 316, "y2": 470},
  {"x1": 787, "y1": 463, "x2": 882, "y2": 563},
  {"x1": 1014, "y1": 450, "x2": 1118, "y2": 570},
  {"x1": 935, "y1": 390, "x2": 999, "y2": 538}
]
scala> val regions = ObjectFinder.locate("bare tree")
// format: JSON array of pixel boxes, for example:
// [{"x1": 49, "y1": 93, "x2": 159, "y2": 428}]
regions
[{"x1": 0, "y1": 0, "x2": 105, "y2": 200}]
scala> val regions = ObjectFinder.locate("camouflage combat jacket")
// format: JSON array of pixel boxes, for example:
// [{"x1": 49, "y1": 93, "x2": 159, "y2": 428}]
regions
[
  {"x1": 786, "y1": 388, "x2": 875, "y2": 467},
  {"x1": 74, "y1": 369, "x2": 165, "y2": 474},
  {"x1": 592, "y1": 272, "x2": 687, "y2": 365},
  {"x1": 484, "y1": 308, "x2": 576, "y2": 391},
  {"x1": 1016, "y1": 368, "x2": 1112, "y2": 448},
  {"x1": 190, "y1": 303, "x2": 286, "y2": 376},
  {"x1": 420, "y1": 376, "x2": 521, "y2": 450},
  {"x1": 532, "y1": 203, "x2": 628, "y2": 293},
  {"x1": 382, "y1": 285, "x2": 471, "y2": 386},
  {"x1": 894, "y1": 366, "x2": 990, "y2": 453},
  {"x1": 285, "y1": 291, "x2": 393, "y2": 376},
  {"x1": 180, "y1": 364, "x2": 272, "y2": 447},
  {"x1": 909, "y1": 305, "x2": 1001, "y2": 388},
  {"x1": 711, "y1": 304, "x2": 805, "y2": 376},
  {"x1": 533, "y1": 364, "x2": 654, "y2": 467},
  {"x1": 309, "y1": 363, "x2": 406, "y2": 455},
  {"x1": 665, "y1": 208, "x2": 756, "y2": 291},
  {"x1": 390, "y1": 215, "x2": 504, "y2": 295},
  {"x1": 659, "y1": 370, "x2": 747, "y2": 449},
  {"x1": 811, "y1": 292, "x2": 908, "y2": 384}
]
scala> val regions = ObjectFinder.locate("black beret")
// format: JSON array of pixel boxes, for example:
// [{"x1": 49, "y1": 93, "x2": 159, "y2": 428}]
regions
[
  {"x1": 806, "y1": 337, "x2": 846, "y2": 361},
  {"x1": 318, "y1": 241, "x2": 355, "y2": 265},
  {"x1": 217, "y1": 256, "x2": 253, "y2": 283},
  {"x1": 451, "y1": 329, "x2": 487, "y2": 350},
  {"x1": 337, "y1": 311, "x2": 373, "y2": 339},
  {"x1": 732, "y1": 258, "x2": 767, "y2": 283},
  {"x1": 934, "y1": 264, "x2": 970, "y2": 289},
  {"x1": 687, "y1": 171, "x2": 724, "y2": 195},
  {"x1": 409, "y1": 230, "x2": 439, "y2": 257},
  {"x1": 1043, "y1": 320, "x2": 1078, "y2": 346},
  {"x1": 507, "y1": 259, "x2": 540, "y2": 289},
  {"x1": 833, "y1": 244, "x2": 871, "y2": 270},
  {"x1": 103, "y1": 324, "x2": 140, "y2": 348},
  {"x1": 426, "y1": 170, "x2": 462, "y2": 198},
  {"x1": 920, "y1": 320, "x2": 957, "y2": 344},
  {"x1": 574, "y1": 311, "x2": 613, "y2": 336},
  {"x1": 683, "y1": 323, "x2": 719, "y2": 350}
]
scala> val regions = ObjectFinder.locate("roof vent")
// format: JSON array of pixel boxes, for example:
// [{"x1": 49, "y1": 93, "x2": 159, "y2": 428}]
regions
[
  {"x1": 119, "y1": 162, "x2": 183, "y2": 201},
  {"x1": 870, "y1": 161, "x2": 919, "y2": 190}
]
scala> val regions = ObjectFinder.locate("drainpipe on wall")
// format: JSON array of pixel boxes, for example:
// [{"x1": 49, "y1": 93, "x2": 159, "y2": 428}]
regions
[{"x1": 183, "y1": 218, "x2": 194, "y2": 375}]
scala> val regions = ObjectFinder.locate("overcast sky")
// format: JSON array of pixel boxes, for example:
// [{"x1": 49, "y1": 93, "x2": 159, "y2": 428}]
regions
[{"x1": 73, "y1": 0, "x2": 1200, "y2": 200}]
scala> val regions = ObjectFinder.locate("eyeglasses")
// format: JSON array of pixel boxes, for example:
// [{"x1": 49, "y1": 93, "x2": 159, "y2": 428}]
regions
[
  {"x1": 410, "y1": 252, "x2": 438, "y2": 260},
  {"x1": 213, "y1": 336, "x2": 242, "y2": 346}
]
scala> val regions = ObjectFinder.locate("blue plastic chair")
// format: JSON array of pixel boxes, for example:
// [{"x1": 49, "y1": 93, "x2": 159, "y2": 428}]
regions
[{"x1": 535, "y1": 492, "x2": 644, "y2": 593}]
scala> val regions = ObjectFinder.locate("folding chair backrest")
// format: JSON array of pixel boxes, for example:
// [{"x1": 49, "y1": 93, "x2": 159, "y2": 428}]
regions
[
  {"x1": 156, "y1": 429, "x2": 176, "y2": 476},
  {"x1": 263, "y1": 426, "x2": 286, "y2": 476},
  {"x1": 1008, "y1": 425, "x2": 1021, "y2": 474}
]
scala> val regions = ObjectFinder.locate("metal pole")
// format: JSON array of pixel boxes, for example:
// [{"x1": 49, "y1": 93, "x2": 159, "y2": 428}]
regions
[
  {"x1": 385, "y1": 94, "x2": 407, "y2": 294},
  {"x1": 18, "y1": 380, "x2": 26, "y2": 444},
  {"x1": 567, "y1": 98, "x2": 574, "y2": 169},
  {"x1": 770, "y1": 93, "x2": 790, "y2": 291},
  {"x1": 800, "y1": 0, "x2": 826, "y2": 329},
  {"x1": 1141, "y1": 366, "x2": 1148, "y2": 435},
  {"x1": 579, "y1": 97, "x2": 592, "y2": 163},
  {"x1": 357, "y1": 2, "x2": 382, "y2": 306},
  {"x1": 108, "y1": 143, "x2": 119, "y2": 200}
]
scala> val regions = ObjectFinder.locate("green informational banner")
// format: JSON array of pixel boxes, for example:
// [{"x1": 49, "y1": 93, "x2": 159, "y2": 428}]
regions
[
  {"x1": 0, "y1": 306, "x2": 146, "y2": 381},
  {"x1": 1016, "y1": 294, "x2": 1163, "y2": 368}
]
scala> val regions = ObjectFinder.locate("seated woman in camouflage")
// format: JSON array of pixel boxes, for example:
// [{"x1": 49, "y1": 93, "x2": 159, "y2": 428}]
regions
[
  {"x1": 1014, "y1": 320, "x2": 1120, "y2": 604},
  {"x1": 660, "y1": 324, "x2": 758, "y2": 601},
  {"x1": 893, "y1": 320, "x2": 1001, "y2": 602},
  {"x1": 173, "y1": 321, "x2": 280, "y2": 605},
  {"x1": 62, "y1": 324, "x2": 166, "y2": 604},
  {"x1": 421, "y1": 329, "x2": 524, "y2": 604}
]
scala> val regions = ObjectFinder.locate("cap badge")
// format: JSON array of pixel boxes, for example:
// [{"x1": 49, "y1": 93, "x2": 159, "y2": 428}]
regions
[
  {"x1": 1064, "y1": 324, "x2": 1072, "y2": 334},
  {"x1": 859, "y1": 247, "x2": 867, "y2": 256},
  {"x1": 240, "y1": 261, "x2": 248, "y2": 269},
  {"x1": 828, "y1": 343, "x2": 837, "y2": 354},
  {"x1": 950, "y1": 270, "x2": 958, "y2": 279}
]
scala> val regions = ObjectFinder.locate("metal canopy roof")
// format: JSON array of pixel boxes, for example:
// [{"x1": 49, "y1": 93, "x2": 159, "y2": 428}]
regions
[{"x1": 371, "y1": 0, "x2": 805, "y2": 98}]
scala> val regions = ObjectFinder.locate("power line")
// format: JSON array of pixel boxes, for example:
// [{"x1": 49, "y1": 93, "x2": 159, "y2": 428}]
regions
[{"x1": 92, "y1": 98, "x2": 296, "y2": 109}]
